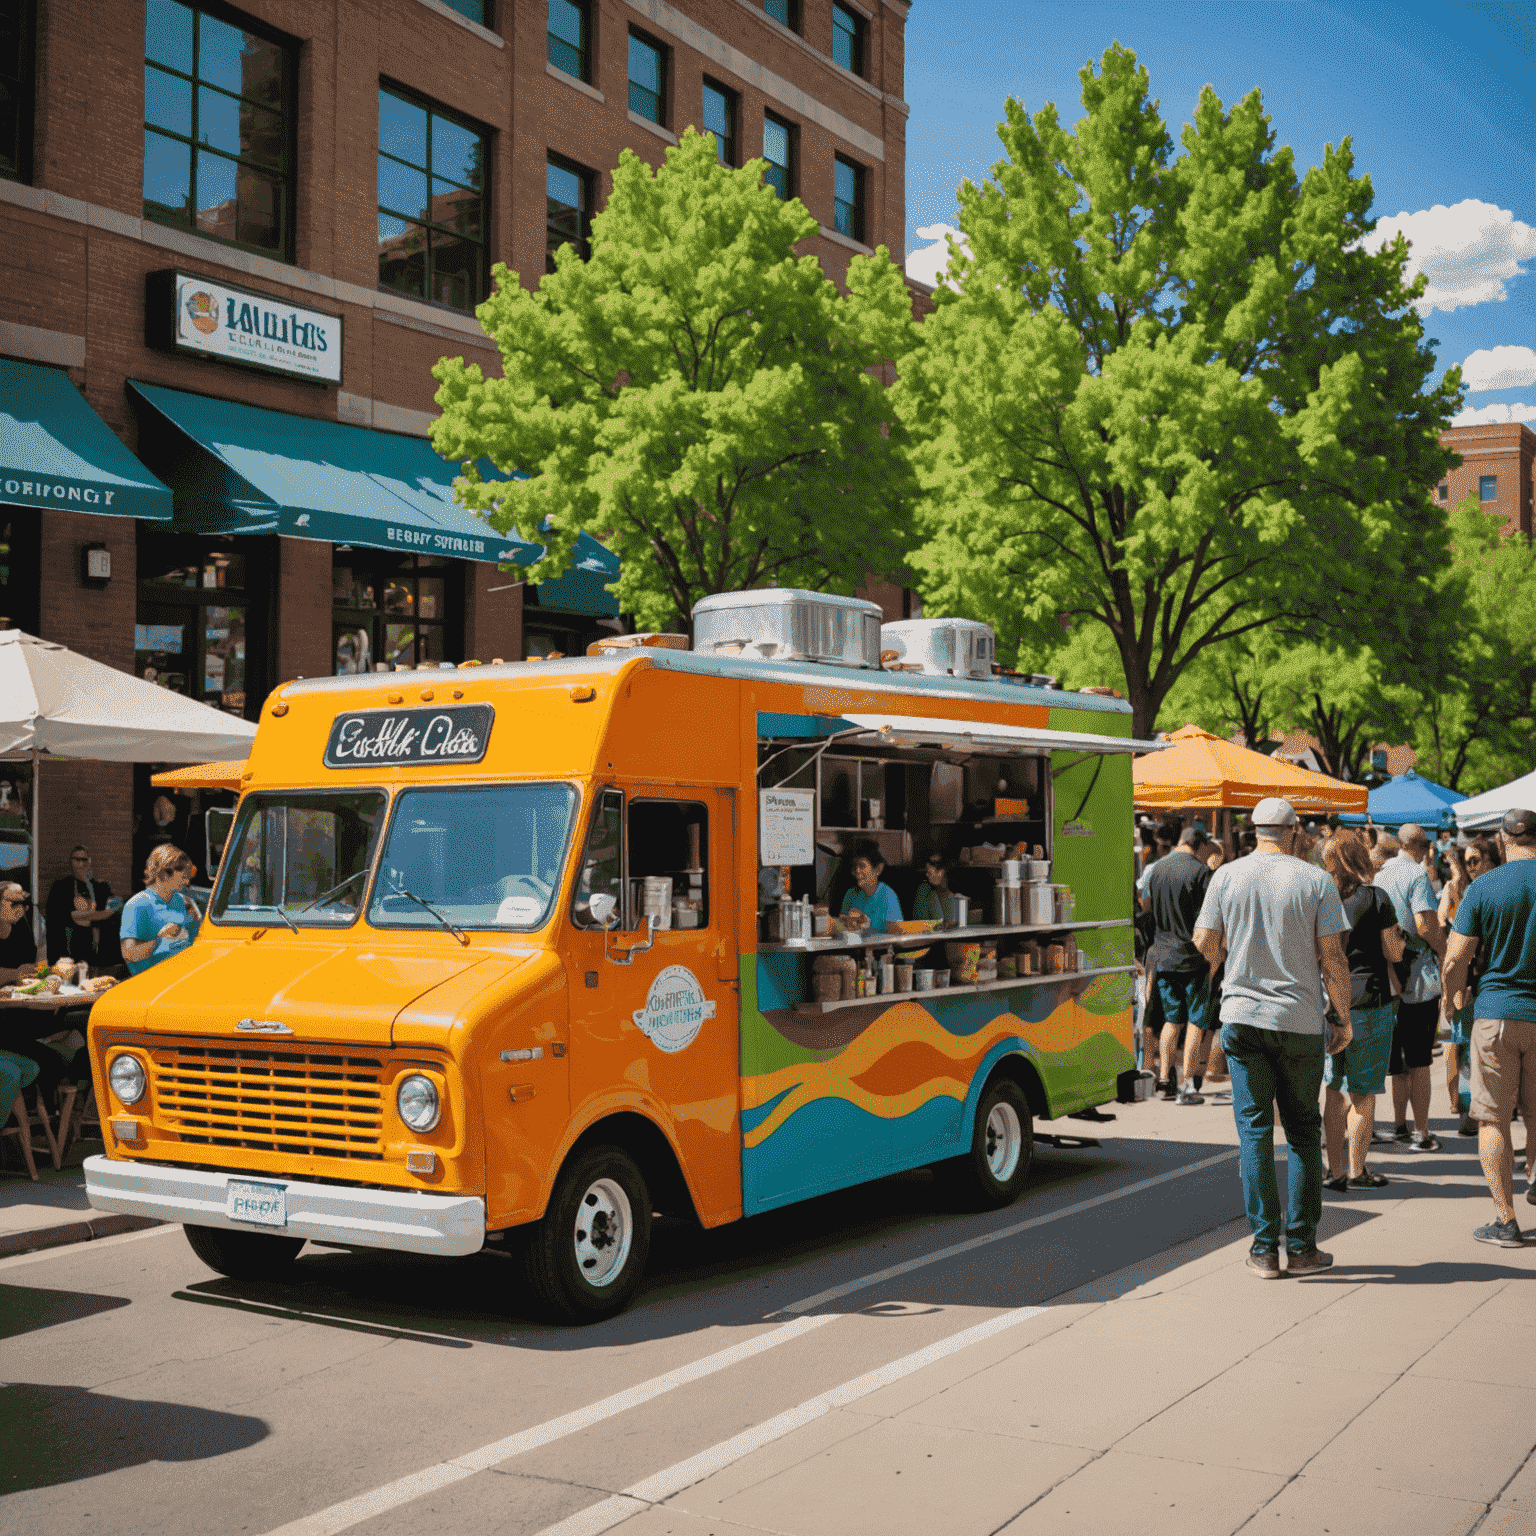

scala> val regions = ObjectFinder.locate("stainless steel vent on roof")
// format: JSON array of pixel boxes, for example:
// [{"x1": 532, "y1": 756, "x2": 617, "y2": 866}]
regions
[
  {"x1": 881, "y1": 618, "x2": 996, "y2": 680},
  {"x1": 691, "y1": 589, "x2": 883, "y2": 669}
]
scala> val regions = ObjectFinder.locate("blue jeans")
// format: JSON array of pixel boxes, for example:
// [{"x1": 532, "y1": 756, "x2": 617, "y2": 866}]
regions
[
  {"x1": 1220, "y1": 1022, "x2": 1325, "y2": 1254},
  {"x1": 0, "y1": 1047, "x2": 40, "y2": 1114}
]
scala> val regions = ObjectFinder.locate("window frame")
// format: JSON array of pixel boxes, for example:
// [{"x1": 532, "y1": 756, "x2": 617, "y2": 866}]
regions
[
  {"x1": 831, "y1": 2, "x2": 867, "y2": 77},
  {"x1": 627, "y1": 797, "x2": 710, "y2": 930},
  {"x1": 833, "y1": 153, "x2": 865, "y2": 244},
  {"x1": 701, "y1": 77, "x2": 738, "y2": 168},
  {"x1": 763, "y1": 0, "x2": 800, "y2": 33},
  {"x1": 762, "y1": 111, "x2": 795, "y2": 201},
  {"x1": 545, "y1": 152, "x2": 597, "y2": 273},
  {"x1": 331, "y1": 548, "x2": 463, "y2": 674},
  {"x1": 571, "y1": 786, "x2": 626, "y2": 929},
  {"x1": 1480, "y1": 475, "x2": 1498, "y2": 502},
  {"x1": 0, "y1": 0, "x2": 36, "y2": 184},
  {"x1": 141, "y1": 0, "x2": 298, "y2": 261},
  {"x1": 546, "y1": 0, "x2": 590, "y2": 83},
  {"x1": 627, "y1": 27, "x2": 668, "y2": 127},
  {"x1": 439, "y1": 0, "x2": 489, "y2": 23}
]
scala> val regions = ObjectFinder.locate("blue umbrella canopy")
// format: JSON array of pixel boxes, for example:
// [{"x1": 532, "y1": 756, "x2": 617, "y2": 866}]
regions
[{"x1": 1338, "y1": 769, "x2": 1465, "y2": 829}]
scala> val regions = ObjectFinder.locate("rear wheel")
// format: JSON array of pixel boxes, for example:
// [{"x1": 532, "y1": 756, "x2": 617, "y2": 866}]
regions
[
  {"x1": 184, "y1": 1223, "x2": 305, "y2": 1279},
  {"x1": 944, "y1": 1077, "x2": 1033, "y2": 1209},
  {"x1": 521, "y1": 1146, "x2": 652, "y2": 1323}
]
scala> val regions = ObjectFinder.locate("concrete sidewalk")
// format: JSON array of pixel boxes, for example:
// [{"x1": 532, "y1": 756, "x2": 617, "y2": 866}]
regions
[
  {"x1": 0, "y1": 1135, "x2": 160, "y2": 1256},
  {"x1": 637, "y1": 1099, "x2": 1536, "y2": 1536}
]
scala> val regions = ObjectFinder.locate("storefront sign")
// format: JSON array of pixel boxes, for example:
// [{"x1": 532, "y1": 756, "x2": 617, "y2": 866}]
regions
[
  {"x1": 146, "y1": 269, "x2": 343, "y2": 385},
  {"x1": 324, "y1": 704, "x2": 493, "y2": 768},
  {"x1": 632, "y1": 965, "x2": 716, "y2": 1053},
  {"x1": 759, "y1": 788, "x2": 815, "y2": 866}
]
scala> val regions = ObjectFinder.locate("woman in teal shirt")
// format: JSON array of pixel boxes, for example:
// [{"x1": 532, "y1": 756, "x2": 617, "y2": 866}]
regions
[{"x1": 840, "y1": 841, "x2": 903, "y2": 933}]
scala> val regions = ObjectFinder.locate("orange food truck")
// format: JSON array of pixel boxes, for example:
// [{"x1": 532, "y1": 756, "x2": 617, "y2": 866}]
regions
[{"x1": 86, "y1": 591, "x2": 1160, "y2": 1320}]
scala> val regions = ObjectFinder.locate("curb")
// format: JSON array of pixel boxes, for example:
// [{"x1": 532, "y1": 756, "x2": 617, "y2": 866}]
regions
[{"x1": 0, "y1": 1213, "x2": 164, "y2": 1258}]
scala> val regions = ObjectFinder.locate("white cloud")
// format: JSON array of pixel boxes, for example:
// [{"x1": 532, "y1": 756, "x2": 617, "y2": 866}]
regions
[
  {"x1": 1362, "y1": 199, "x2": 1536, "y2": 314},
  {"x1": 1459, "y1": 345, "x2": 1536, "y2": 392},
  {"x1": 906, "y1": 223, "x2": 969, "y2": 288},
  {"x1": 1452, "y1": 400, "x2": 1536, "y2": 426}
]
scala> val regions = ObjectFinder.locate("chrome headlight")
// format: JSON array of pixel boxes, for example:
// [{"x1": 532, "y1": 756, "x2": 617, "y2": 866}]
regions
[
  {"x1": 397, "y1": 1074, "x2": 440, "y2": 1133},
  {"x1": 108, "y1": 1053, "x2": 147, "y2": 1106}
]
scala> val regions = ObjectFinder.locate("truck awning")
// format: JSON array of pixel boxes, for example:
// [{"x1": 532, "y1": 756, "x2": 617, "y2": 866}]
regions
[{"x1": 834, "y1": 714, "x2": 1168, "y2": 756}]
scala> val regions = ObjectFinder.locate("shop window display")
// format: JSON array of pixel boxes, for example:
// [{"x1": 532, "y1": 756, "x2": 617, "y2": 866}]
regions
[{"x1": 333, "y1": 551, "x2": 459, "y2": 673}]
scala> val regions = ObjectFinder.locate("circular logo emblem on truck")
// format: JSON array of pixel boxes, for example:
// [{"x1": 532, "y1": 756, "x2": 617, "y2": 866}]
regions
[{"x1": 632, "y1": 965, "x2": 717, "y2": 1054}]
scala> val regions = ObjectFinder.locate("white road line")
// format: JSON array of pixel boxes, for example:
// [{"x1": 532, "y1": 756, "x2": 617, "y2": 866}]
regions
[
  {"x1": 257, "y1": 1313, "x2": 837, "y2": 1536},
  {"x1": 0, "y1": 1222, "x2": 178, "y2": 1272},
  {"x1": 534, "y1": 1304, "x2": 1051, "y2": 1536},
  {"x1": 778, "y1": 1148, "x2": 1239, "y2": 1314}
]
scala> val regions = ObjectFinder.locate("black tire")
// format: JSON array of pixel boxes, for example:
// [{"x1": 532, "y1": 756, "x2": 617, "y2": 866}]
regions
[
  {"x1": 184, "y1": 1223, "x2": 305, "y2": 1279},
  {"x1": 521, "y1": 1146, "x2": 651, "y2": 1323},
  {"x1": 943, "y1": 1077, "x2": 1033, "y2": 1210}
]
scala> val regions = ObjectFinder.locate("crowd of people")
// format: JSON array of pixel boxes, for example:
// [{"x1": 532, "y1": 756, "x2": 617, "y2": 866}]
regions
[{"x1": 1136, "y1": 800, "x2": 1536, "y2": 1267}]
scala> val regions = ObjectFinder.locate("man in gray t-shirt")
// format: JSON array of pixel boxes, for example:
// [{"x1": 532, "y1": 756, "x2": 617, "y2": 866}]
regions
[{"x1": 1194, "y1": 798, "x2": 1354, "y2": 1279}]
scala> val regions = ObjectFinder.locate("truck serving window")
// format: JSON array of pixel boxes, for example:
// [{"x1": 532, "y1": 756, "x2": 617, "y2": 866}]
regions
[
  {"x1": 212, "y1": 791, "x2": 388, "y2": 927},
  {"x1": 369, "y1": 783, "x2": 577, "y2": 932}
]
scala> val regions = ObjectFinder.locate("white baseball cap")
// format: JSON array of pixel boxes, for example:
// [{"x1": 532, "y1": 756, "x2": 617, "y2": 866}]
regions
[{"x1": 1251, "y1": 797, "x2": 1298, "y2": 828}]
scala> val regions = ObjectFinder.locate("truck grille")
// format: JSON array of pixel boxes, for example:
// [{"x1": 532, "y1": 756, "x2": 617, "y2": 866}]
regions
[{"x1": 152, "y1": 1045, "x2": 386, "y2": 1161}]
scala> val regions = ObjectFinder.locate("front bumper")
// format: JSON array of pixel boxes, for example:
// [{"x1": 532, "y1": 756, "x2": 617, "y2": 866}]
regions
[{"x1": 84, "y1": 1155, "x2": 486, "y2": 1257}]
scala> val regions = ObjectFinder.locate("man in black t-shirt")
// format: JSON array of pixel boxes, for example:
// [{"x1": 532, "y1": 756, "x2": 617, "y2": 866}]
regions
[{"x1": 1145, "y1": 828, "x2": 1216, "y2": 1103}]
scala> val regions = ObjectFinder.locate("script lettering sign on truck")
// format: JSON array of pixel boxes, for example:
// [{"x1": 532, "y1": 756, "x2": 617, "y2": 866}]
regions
[{"x1": 324, "y1": 705, "x2": 494, "y2": 768}]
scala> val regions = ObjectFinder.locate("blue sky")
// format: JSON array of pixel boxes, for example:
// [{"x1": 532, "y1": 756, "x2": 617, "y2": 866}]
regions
[{"x1": 902, "y1": 1, "x2": 1536, "y2": 422}]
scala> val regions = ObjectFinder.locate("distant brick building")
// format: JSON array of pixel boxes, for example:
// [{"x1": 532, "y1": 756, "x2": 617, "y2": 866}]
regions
[
  {"x1": 1438, "y1": 421, "x2": 1536, "y2": 538},
  {"x1": 0, "y1": 0, "x2": 913, "y2": 908}
]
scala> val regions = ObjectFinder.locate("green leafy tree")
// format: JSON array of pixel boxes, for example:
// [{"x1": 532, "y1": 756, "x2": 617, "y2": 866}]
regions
[
  {"x1": 897, "y1": 45, "x2": 1462, "y2": 737},
  {"x1": 431, "y1": 129, "x2": 918, "y2": 631}
]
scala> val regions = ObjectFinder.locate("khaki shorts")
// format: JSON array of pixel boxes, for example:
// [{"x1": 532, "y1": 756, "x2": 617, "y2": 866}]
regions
[{"x1": 1469, "y1": 1018, "x2": 1536, "y2": 1124}]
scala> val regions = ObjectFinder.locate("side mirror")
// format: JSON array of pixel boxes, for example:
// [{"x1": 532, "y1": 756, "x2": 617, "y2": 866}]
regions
[{"x1": 589, "y1": 892, "x2": 618, "y2": 928}]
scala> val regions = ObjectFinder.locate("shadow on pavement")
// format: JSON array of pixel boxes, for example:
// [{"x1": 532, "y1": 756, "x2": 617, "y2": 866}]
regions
[
  {"x1": 0, "y1": 1382, "x2": 266, "y2": 1494},
  {"x1": 1297, "y1": 1257, "x2": 1536, "y2": 1284},
  {"x1": 0, "y1": 1283, "x2": 131, "y2": 1341}
]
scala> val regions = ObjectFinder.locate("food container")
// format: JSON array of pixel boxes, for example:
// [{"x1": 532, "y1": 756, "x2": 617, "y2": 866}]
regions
[
  {"x1": 913, "y1": 969, "x2": 935, "y2": 991},
  {"x1": 932, "y1": 968, "x2": 951, "y2": 989},
  {"x1": 863, "y1": 798, "x2": 883, "y2": 827},
  {"x1": 943, "y1": 893, "x2": 971, "y2": 929},
  {"x1": 994, "y1": 797, "x2": 1031, "y2": 819},
  {"x1": 880, "y1": 957, "x2": 895, "y2": 993},
  {"x1": 1046, "y1": 943, "x2": 1066, "y2": 974},
  {"x1": 672, "y1": 899, "x2": 700, "y2": 930},
  {"x1": 1027, "y1": 860, "x2": 1050, "y2": 884},
  {"x1": 1001, "y1": 860, "x2": 1025, "y2": 883},
  {"x1": 813, "y1": 906, "x2": 830, "y2": 937},
  {"x1": 639, "y1": 876, "x2": 673, "y2": 930},
  {"x1": 1054, "y1": 886, "x2": 1075, "y2": 924},
  {"x1": 996, "y1": 883, "x2": 1024, "y2": 926},
  {"x1": 997, "y1": 954, "x2": 1017, "y2": 980},
  {"x1": 813, "y1": 969, "x2": 843, "y2": 1003},
  {"x1": 894, "y1": 962, "x2": 914, "y2": 992},
  {"x1": 945, "y1": 942, "x2": 981, "y2": 983},
  {"x1": 1026, "y1": 883, "x2": 1054, "y2": 925}
]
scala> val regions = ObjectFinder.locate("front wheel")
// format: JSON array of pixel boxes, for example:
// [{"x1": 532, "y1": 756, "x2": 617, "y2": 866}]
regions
[
  {"x1": 184, "y1": 1223, "x2": 305, "y2": 1279},
  {"x1": 944, "y1": 1077, "x2": 1033, "y2": 1210},
  {"x1": 521, "y1": 1146, "x2": 652, "y2": 1323}
]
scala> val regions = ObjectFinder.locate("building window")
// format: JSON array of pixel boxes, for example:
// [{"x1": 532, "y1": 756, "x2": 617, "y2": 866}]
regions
[
  {"x1": 834, "y1": 155, "x2": 864, "y2": 242},
  {"x1": 702, "y1": 79, "x2": 737, "y2": 167},
  {"x1": 628, "y1": 30, "x2": 665, "y2": 125},
  {"x1": 831, "y1": 3, "x2": 866, "y2": 75},
  {"x1": 762, "y1": 114, "x2": 793, "y2": 200},
  {"x1": 439, "y1": 0, "x2": 487, "y2": 22},
  {"x1": 136, "y1": 533, "x2": 259, "y2": 718},
  {"x1": 143, "y1": 0, "x2": 295, "y2": 258},
  {"x1": 333, "y1": 552, "x2": 460, "y2": 674},
  {"x1": 547, "y1": 0, "x2": 589, "y2": 81},
  {"x1": 764, "y1": 0, "x2": 799, "y2": 30},
  {"x1": 1437, "y1": 483, "x2": 1448, "y2": 502},
  {"x1": 1481, "y1": 475, "x2": 1498, "y2": 502},
  {"x1": 0, "y1": 0, "x2": 35, "y2": 183},
  {"x1": 377, "y1": 87, "x2": 488, "y2": 313},
  {"x1": 546, "y1": 155, "x2": 595, "y2": 272}
]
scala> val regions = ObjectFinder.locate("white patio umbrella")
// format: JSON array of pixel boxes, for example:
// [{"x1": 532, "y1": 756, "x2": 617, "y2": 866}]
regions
[
  {"x1": 1453, "y1": 767, "x2": 1536, "y2": 833},
  {"x1": 0, "y1": 629, "x2": 257, "y2": 938}
]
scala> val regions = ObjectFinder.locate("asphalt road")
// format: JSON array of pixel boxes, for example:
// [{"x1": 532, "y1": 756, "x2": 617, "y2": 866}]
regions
[{"x1": 0, "y1": 1117, "x2": 1245, "y2": 1536}]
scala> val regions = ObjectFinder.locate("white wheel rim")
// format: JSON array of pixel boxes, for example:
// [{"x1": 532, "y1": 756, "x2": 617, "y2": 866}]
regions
[
  {"x1": 573, "y1": 1177, "x2": 633, "y2": 1288},
  {"x1": 985, "y1": 1101, "x2": 1022, "y2": 1183}
]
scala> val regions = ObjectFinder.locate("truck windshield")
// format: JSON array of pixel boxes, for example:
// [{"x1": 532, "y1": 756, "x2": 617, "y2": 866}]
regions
[
  {"x1": 367, "y1": 783, "x2": 577, "y2": 932},
  {"x1": 212, "y1": 791, "x2": 388, "y2": 926}
]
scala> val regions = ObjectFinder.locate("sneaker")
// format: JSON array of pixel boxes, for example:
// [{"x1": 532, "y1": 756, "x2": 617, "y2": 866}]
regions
[
  {"x1": 1409, "y1": 1132, "x2": 1443, "y2": 1153},
  {"x1": 1473, "y1": 1218, "x2": 1525, "y2": 1249},
  {"x1": 1155, "y1": 1080, "x2": 1176, "y2": 1101},
  {"x1": 1526, "y1": 1177, "x2": 1536, "y2": 1207},
  {"x1": 1286, "y1": 1247, "x2": 1334, "y2": 1275},
  {"x1": 1392, "y1": 1124, "x2": 1413, "y2": 1144},
  {"x1": 1245, "y1": 1250, "x2": 1282, "y2": 1279},
  {"x1": 1322, "y1": 1173, "x2": 1350, "y2": 1193},
  {"x1": 1458, "y1": 1114, "x2": 1479, "y2": 1137},
  {"x1": 1176, "y1": 1085, "x2": 1206, "y2": 1105}
]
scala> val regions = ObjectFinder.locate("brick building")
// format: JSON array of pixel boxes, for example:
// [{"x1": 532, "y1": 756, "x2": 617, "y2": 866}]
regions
[
  {"x1": 0, "y1": 0, "x2": 912, "y2": 912},
  {"x1": 1438, "y1": 421, "x2": 1536, "y2": 538}
]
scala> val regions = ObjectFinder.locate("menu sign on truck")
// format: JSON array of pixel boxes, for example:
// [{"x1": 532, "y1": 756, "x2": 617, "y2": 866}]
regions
[
  {"x1": 759, "y1": 788, "x2": 815, "y2": 866},
  {"x1": 146, "y1": 269, "x2": 344, "y2": 385},
  {"x1": 325, "y1": 705, "x2": 493, "y2": 768}
]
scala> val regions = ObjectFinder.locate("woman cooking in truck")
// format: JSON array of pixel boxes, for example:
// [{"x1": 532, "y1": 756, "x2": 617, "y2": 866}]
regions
[{"x1": 840, "y1": 840, "x2": 904, "y2": 933}]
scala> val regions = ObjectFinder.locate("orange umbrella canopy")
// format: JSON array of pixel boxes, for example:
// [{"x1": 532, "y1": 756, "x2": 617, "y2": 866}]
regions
[{"x1": 1133, "y1": 726, "x2": 1368, "y2": 812}]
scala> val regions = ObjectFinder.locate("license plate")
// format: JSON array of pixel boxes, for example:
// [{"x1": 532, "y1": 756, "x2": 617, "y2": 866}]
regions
[{"x1": 226, "y1": 1179, "x2": 287, "y2": 1228}]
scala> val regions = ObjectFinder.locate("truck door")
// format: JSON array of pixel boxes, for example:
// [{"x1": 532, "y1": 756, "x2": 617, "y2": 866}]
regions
[{"x1": 564, "y1": 786, "x2": 741, "y2": 1226}]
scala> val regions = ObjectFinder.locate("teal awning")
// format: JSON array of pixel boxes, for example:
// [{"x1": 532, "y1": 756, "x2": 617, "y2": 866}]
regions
[
  {"x1": 129, "y1": 380, "x2": 540, "y2": 567},
  {"x1": 1, "y1": 362, "x2": 173, "y2": 520},
  {"x1": 533, "y1": 532, "x2": 620, "y2": 617}
]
